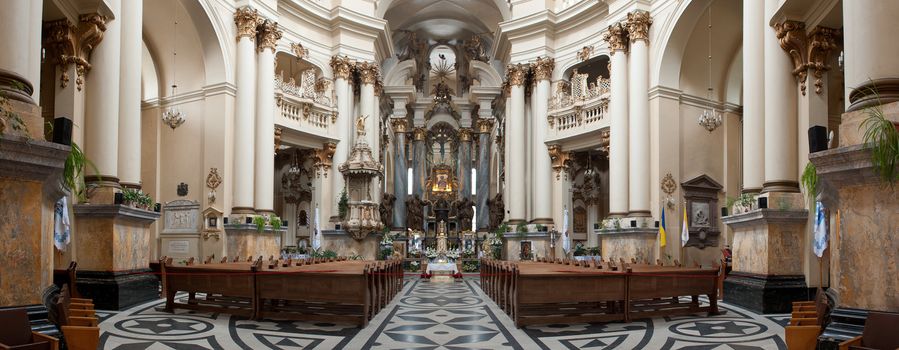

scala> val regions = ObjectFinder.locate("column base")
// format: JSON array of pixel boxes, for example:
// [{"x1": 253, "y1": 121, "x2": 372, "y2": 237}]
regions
[
  {"x1": 507, "y1": 219, "x2": 526, "y2": 225},
  {"x1": 529, "y1": 218, "x2": 553, "y2": 224},
  {"x1": 75, "y1": 269, "x2": 160, "y2": 310},
  {"x1": 627, "y1": 210, "x2": 651, "y2": 217},
  {"x1": 224, "y1": 224, "x2": 283, "y2": 260},
  {"x1": 761, "y1": 180, "x2": 800, "y2": 193},
  {"x1": 723, "y1": 272, "x2": 809, "y2": 314},
  {"x1": 817, "y1": 307, "x2": 870, "y2": 350},
  {"x1": 846, "y1": 77, "x2": 899, "y2": 112}
]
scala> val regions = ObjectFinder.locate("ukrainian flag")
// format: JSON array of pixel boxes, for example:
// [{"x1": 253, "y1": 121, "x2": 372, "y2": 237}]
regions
[{"x1": 659, "y1": 206, "x2": 667, "y2": 247}]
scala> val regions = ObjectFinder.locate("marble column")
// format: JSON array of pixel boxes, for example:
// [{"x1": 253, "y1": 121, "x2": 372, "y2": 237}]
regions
[
  {"x1": 604, "y1": 23, "x2": 629, "y2": 217},
  {"x1": 477, "y1": 119, "x2": 494, "y2": 230},
  {"x1": 459, "y1": 128, "x2": 473, "y2": 199},
  {"x1": 843, "y1": 0, "x2": 899, "y2": 111},
  {"x1": 506, "y1": 64, "x2": 528, "y2": 224},
  {"x1": 253, "y1": 20, "x2": 281, "y2": 214},
  {"x1": 357, "y1": 62, "x2": 379, "y2": 203},
  {"x1": 762, "y1": 0, "x2": 799, "y2": 193},
  {"x1": 411, "y1": 127, "x2": 427, "y2": 198},
  {"x1": 532, "y1": 57, "x2": 554, "y2": 224},
  {"x1": 0, "y1": 0, "x2": 41, "y2": 104},
  {"x1": 83, "y1": 0, "x2": 122, "y2": 198},
  {"x1": 392, "y1": 118, "x2": 408, "y2": 229},
  {"x1": 329, "y1": 56, "x2": 353, "y2": 221},
  {"x1": 118, "y1": 0, "x2": 143, "y2": 188},
  {"x1": 314, "y1": 142, "x2": 336, "y2": 227},
  {"x1": 232, "y1": 7, "x2": 260, "y2": 215},
  {"x1": 626, "y1": 10, "x2": 652, "y2": 217},
  {"x1": 742, "y1": 0, "x2": 765, "y2": 193},
  {"x1": 550, "y1": 146, "x2": 572, "y2": 257}
]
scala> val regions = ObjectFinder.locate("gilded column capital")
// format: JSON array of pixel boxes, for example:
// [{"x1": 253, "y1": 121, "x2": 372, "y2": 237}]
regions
[
  {"x1": 43, "y1": 14, "x2": 107, "y2": 91},
  {"x1": 547, "y1": 144, "x2": 573, "y2": 180},
  {"x1": 603, "y1": 22, "x2": 629, "y2": 53},
  {"x1": 459, "y1": 128, "x2": 473, "y2": 142},
  {"x1": 531, "y1": 57, "x2": 555, "y2": 81},
  {"x1": 506, "y1": 63, "x2": 529, "y2": 86},
  {"x1": 274, "y1": 127, "x2": 283, "y2": 153},
  {"x1": 330, "y1": 55, "x2": 354, "y2": 80},
  {"x1": 774, "y1": 20, "x2": 808, "y2": 94},
  {"x1": 313, "y1": 142, "x2": 337, "y2": 178},
  {"x1": 413, "y1": 127, "x2": 428, "y2": 141},
  {"x1": 256, "y1": 20, "x2": 282, "y2": 53},
  {"x1": 391, "y1": 118, "x2": 408, "y2": 133},
  {"x1": 808, "y1": 26, "x2": 840, "y2": 95},
  {"x1": 626, "y1": 10, "x2": 653, "y2": 42},
  {"x1": 357, "y1": 61, "x2": 380, "y2": 85},
  {"x1": 234, "y1": 7, "x2": 261, "y2": 40},
  {"x1": 476, "y1": 119, "x2": 494, "y2": 133}
]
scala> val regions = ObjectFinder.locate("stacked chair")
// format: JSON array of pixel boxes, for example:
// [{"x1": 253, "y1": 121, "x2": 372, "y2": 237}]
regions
[
  {"x1": 53, "y1": 285, "x2": 100, "y2": 350},
  {"x1": 784, "y1": 291, "x2": 830, "y2": 350}
]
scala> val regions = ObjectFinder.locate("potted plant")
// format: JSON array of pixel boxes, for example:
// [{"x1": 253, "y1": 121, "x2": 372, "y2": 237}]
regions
[
  {"x1": 337, "y1": 189, "x2": 349, "y2": 220},
  {"x1": 254, "y1": 215, "x2": 267, "y2": 233},
  {"x1": 801, "y1": 162, "x2": 818, "y2": 203},
  {"x1": 270, "y1": 215, "x2": 282, "y2": 230},
  {"x1": 859, "y1": 96, "x2": 899, "y2": 184},
  {"x1": 516, "y1": 224, "x2": 528, "y2": 238}
]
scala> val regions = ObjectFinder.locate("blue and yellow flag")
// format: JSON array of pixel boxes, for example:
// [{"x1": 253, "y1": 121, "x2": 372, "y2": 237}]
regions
[{"x1": 659, "y1": 206, "x2": 667, "y2": 247}]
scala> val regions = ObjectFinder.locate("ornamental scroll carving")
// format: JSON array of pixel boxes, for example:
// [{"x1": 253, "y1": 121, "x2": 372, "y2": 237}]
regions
[
  {"x1": 603, "y1": 22, "x2": 629, "y2": 53},
  {"x1": 329, "y1": 55, "x2": 354, "y2": 80},
  {"x1": 43, "y1": 14, "x2": 108, "y2": 91},
  {"x1": 774, "y1": 20, "x2": 840, "y2": 95},
  {"x1": 356, "y1": 61, "x2": 380, "y2": 85},
  {"x1": 577, "y1": 46, "x2": 594, "y2": 62},
  {"x1": 312, "y1": 142, "x2": 337, "y2": 178},
  {"x1": 548, "y1": 145, "x2": 573, "y2": 180},
  {"x1": 206, "y1": 168, "x2": 222, "y2": 204},
  {"x1": 506, "y1": 63, "x2": 529, "y2": 86},
  {"x1": 626, "y1": 10, "x2": 652, "y2": 42},
  {"x1": 291, "y1": 42, "x2": 309, "y2": 60},
  {"x1": 531, "y1": 57, "x2": 554, "y2": 81}
]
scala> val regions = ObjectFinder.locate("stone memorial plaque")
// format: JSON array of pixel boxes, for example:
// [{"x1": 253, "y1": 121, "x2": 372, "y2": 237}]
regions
[
  {"x1": 168, "y1": 240, "x2": 190, "y2": 254},
  {"x1": 162, "y1": 199, "x2": 200, "y2": 235}
]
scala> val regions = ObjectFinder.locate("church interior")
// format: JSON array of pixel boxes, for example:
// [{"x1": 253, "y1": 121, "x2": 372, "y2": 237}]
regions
[{"x1": 0, "y1": 0, "x2": 897, "y2": 349}]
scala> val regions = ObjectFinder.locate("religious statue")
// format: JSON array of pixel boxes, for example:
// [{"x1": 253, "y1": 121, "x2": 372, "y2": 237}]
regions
[
  {"x1": 453, "y1": 196, "x2": 475, "y2": 228},
  {"x1": 436, "y1": 220, "x2": 448, "y2": 255},
  {"x1": 489, "y1": 193, "x2": 505, "y2": 230},
  {"x1": 405, "y1": 194, "x2": 423, "y2": 230},
  {"x1": 464, "y1": 34, "x2": 488, "y2": 62},
  {"x1": 379, "y1": 193, "x2": 396, "y2": 228},
  {"x1": 356, "y1": 115, "x2": 368, "y2": 136}
]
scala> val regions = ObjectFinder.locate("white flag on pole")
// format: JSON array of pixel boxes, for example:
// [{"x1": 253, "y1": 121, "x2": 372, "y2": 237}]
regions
[
  {"x1": 313, "y1": 206, "x2": 322, "y2": 251},
  {"x1": 54, "y1": 196, "x2": 70, "y2": 251},
  {"x1": 813, "y1": 201, "x2": 828, "y2": 257},
  {"x1": 562, "y1": 206, "x2": 571, "y2": 253},
  {"x1": 681, "y1": 204, "x2": 689, "y2": 247}
]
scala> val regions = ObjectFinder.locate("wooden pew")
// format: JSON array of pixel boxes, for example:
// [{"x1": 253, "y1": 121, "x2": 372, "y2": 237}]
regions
[
  {"x1": 624, "y1": 264, "x2": 721, "y2": 321},
  {"x1": 161, "y1": 258, "x2": 260, "y2": 318}
]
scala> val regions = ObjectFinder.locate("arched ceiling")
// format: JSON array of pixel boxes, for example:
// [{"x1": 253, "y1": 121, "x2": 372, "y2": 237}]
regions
[{"x1": 384, "y1": 0, "x2": 505, "y2": 46}]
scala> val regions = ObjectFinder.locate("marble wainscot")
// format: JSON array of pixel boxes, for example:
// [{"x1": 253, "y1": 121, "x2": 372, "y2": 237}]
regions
[
  {"x1": 721, "y1": 193, "x2": 809, "y2": 314},
  {"x1": 321, "y1": 230, "x2": 379, "y2": 260},
  {"x1": 158, "y1": 200, "x2": 202, "y2": 261},
  {"x1": 598, "y1": 217, "x2": 658, "y2": 263},
  {"x1": 503, "y1": 232, "x2": 551, "y2": 261},
  {"x1": 71, "y1": 203, "x2": 160, "y2": 310},
  {"x1": 0, "y1": 135, "x2": 69, "y2": 307},
  {"x1": 223, "y1": 222, "x2": 285, "y2": 260},
  {"x1": 810, "y1": 102, "x2": 899, "y2": 347}
]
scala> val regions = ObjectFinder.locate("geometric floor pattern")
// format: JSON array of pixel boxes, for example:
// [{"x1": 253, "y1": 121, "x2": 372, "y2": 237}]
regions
[{"x1": 99, "y1": 277, "x2": 787, "y2": 349}]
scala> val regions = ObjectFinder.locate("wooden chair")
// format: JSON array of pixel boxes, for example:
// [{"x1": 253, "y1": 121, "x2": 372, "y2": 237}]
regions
[
  {"x1": 53, "y1": 298, "x2": 99, "y2": 350},
  {"x1": 839, "y1": 311, "x2": 899, "y2": 350},
  {"x1": 0, "y1": 308, "x2": 59, "y2": 350},
  {"x1": 58, "y1": 285, "x2": 95, "y2": 319},
  {"x1": 785, "y1": 317, "x2": 820, "y2": 350}
]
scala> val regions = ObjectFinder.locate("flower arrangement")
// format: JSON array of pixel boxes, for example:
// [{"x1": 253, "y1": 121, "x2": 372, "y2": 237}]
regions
[
  {"x1": 446, "y1": 248, "x2": 460, "y2": 260},
  {"x1": 380, "y1": 233, "x2": 394, "y2": 246},
  {"x1": 462, "y1": 248, "x2": 476, "y2": 259},
  {"x1": 486, "y1": 234, "x2": 503, "y2": 246},
  {"x1": 462, "y1": 260, "x2": 479, "y2": 272},
  {"x1": 425, "y1": 247, "x2": 439, "y2": 259},
  {"x1": 407, "y1": 260, "x2": 420, "y2": 272},
  {"x1": 408, "y1": 247, "x2": 422, "y2": 258}
]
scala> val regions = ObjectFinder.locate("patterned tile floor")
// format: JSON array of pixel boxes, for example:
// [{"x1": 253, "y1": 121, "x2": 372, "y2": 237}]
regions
[{"x1": 98, "y1": 277, "x2": 789, "y2": 349}]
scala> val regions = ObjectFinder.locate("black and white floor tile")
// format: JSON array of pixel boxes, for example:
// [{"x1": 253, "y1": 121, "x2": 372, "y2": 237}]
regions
[{"x1": 99, "y1": 277, "x2": 787, "y2": 349}]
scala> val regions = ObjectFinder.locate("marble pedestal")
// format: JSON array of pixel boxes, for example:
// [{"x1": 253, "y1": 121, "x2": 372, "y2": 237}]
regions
[
  {"x1": 320, "y1": 230, "x2": 379, "y2": 260},
  {"x1": 597, "y1": 228, "x2": 658, "y2": 263},
  {"x1": 223, "y1": 224, "x2": 284, "y2": 260},
  {"x1": 72, "y1": 204, "x2": 160, "y2": 310},
  {"x1": 503, "y1": 232, "x2": 551, "y2": 261},
  {"x1": 0, "y1": 136, "x2": 69, "y2": 307},
  {"x1": 721, "y1": 208, "x2": 809, "y2": 313}
]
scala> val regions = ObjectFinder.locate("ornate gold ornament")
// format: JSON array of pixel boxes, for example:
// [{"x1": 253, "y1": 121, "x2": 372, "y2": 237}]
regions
[
  {"x1": 775, "y1": 20, "x2": 840, "y2": 95},
  {"x1": 413, "y1": 127, "x2": 428, "y2": 141},
  {"x1": 506, "y1": 63, "x2": 529, "y2": 86},
  {"x1": 531, "y1": 57, "x2": 555, "y2": 81},
  {"x1": 234, "y1": 7, "x2": 261, "y2": 40},
  {"x1": 356, "y1": 61, "x2": 380, "y2": 85},
  {"x1": 206, "y1": 168, "x2": 222, "y2": 203},
  {"x1": 476, "y1": 118, "x2": 494, "y2": 134},
  {"x1": 661, "y1": 173, "x2": 677, "y2": 195},
  {"x1": 577, "y1": 46, "x2": 594, "y2": 62},
  {"x1": 43, "y1": 14, "x2": 107, "y2": 91},
  {"x1": 312, "y1": 142, "x2": 337, "y2": 178},
  {"x1": 603, "y1": 22, "x2": 629, "y2": 53},
  {"x1": 626, "y1": 10, "x2": 652, "y2": 42},
  {"x1": 274, "y1": 127, "x2": 283, "y2": 152},
  {"x1": 459, "y1": 128, "x2": 473, "y2": 142},
  {"x1": 391, "y1": 118, "x2": 408, "y2": 133},
  {"x1": 599, "y1": 129, "x2": 610, "y2": 154},
  {"x1": 291, "y1": 42, "x2": 309, "y2": 60},
  {"x1": 256, "y1": 20, "x2": 282, "y2": 53},
  {"x1": 329, "y1": 55, "x2": 354, "y2": 80},
  {"x1": 547, "y1": 145, "x2": 573, "y2": 180}
]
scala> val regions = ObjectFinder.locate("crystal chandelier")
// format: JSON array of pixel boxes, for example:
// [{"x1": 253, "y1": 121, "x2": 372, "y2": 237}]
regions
[
  {"x1": 697, "y1": 2, "x2": 722, "y2": 133},
  {"x1": 162, "y1": 8, "x2": 185, "y2": 130}
]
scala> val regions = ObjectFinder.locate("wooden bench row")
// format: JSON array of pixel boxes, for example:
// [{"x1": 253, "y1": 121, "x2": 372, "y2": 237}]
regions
[
  {"x1": 480, "y1": 258, "x2": 722, "y2": 327},
  {"x1": 160, "y1": 257, "x2": 403, "y2": 327}
]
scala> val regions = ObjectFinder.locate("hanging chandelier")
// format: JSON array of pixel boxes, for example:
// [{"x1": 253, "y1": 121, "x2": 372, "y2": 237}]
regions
[
  {"x1": 697, "y1": 1, "x2": 721, "y2": 133},
  {"x1": 162, "y1": 5, "x2": 186, "y2": 130}
]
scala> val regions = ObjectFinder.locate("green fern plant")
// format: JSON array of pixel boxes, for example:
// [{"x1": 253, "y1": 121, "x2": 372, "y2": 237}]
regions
[
  {"x1": 859, "y1": 97, "x2": 899, "y2": 185},
  {"x1": 337, "y1": 189, "x2": 349, "y2": 219},
  {"x1": 270, "y1": 215, "x2": 282, "y2": 230},
  {"x1": 63, "y1": 142, "x2": 97, "y2": 202},
  {"x1": 254, "y1": 215, "x2": 267, "y2": 233},
  {"x1": 801, "y1": 162, "x2": 818, "y2": 203}
]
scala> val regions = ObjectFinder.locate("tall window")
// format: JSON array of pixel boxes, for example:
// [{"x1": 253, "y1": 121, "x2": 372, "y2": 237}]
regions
[{"x1": 407, "y1": 168, "x2": 413, "y2": 195}]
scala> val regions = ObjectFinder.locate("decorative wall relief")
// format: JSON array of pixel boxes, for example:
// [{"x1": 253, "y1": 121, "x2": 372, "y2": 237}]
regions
[
  {"x1": 661, "y1": 172, "x2": 677, "y2": 209},
  {"x1": 206, "y1": 168, "x2": 222, "y2": 204},
  {"x1": 202, "y1": 207, "x2": 223, "y2": 240},
  {"x1": 162, "y1": 200, "x2": 200, "y2": 235},
  {"x1": 680, "y1": 175, "x2": 722, "y2": 249}
]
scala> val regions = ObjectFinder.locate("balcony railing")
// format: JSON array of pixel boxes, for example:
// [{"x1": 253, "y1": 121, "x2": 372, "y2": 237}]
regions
[
  {"x1": 546, "y1": 74, "x2": 610, "y2": 143},
  {"x1": 275, "y1": 76, "x2": 337, "y2": 138}
]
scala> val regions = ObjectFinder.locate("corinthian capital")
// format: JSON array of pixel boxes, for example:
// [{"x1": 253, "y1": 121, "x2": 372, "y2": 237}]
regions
[
  {"x1": 807, "y1": 26, "x2": 840, "y2": 94},
  {"x1": 256, "y1": 20, "x2": 282, "y2": 53},
  {"x1": 531, "y1": 57, "x2": 555, "y2": 81},
  {"x1": 357, "y1": 61, "x2": 380, "y2": 85},
  {"x1": 476, "y1": 118, "x2": 494, "y2": 133},
  {"x1": 547, "y1": 144, "x2": 572, "y2": 180},
  {"x1": 626, "y1": 10, "x2": 652, "y2": 42},
  {"x1": 603, "y1": 22, "x2": 629, "y2": 53},
  {"x1": 506, "y1": 63, "x2": 529, "y2": 86},
  {"x1": 234, "y1": 7, "x2": 260, "y2": 40},
  {"x1": 43, "y1": 14, "x2": 107, "y2": 91},
  {"x1": 313, "y1": 142, "x2": 337, "y2": 178},
  {"x1": 330, "y1": 56, "x2": 354, "y2": 80}
]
